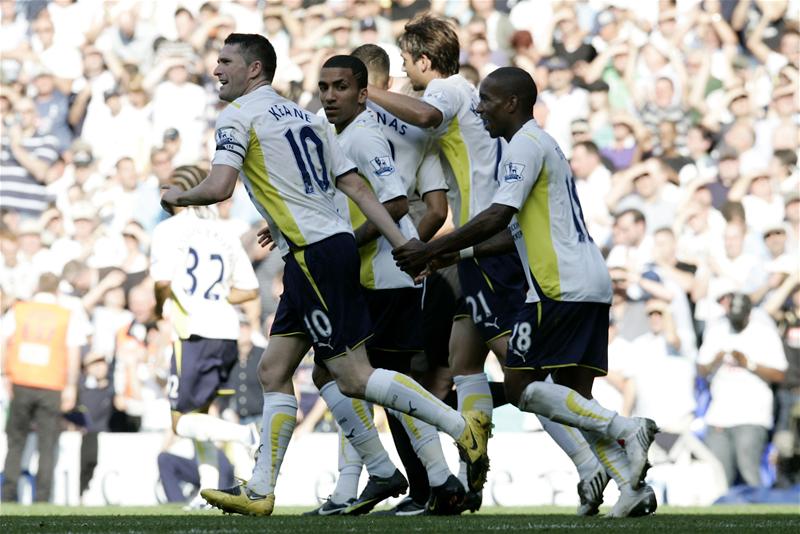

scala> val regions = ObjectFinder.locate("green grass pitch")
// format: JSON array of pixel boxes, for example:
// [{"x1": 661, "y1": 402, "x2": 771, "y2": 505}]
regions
[{"x1": 1, "y1": 504, "x2": 799, "y2": 533}]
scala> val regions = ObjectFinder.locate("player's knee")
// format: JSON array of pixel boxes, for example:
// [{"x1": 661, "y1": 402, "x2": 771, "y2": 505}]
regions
[
  {"x1": 333, "y1": 373, "x2": 367, "y2": 398},
  {"x1": 311, "y1": 365, "x2": 333, "y2": 390},
  {"x1": 171, "y1": 412, "x2": 182, "y2": 434}
]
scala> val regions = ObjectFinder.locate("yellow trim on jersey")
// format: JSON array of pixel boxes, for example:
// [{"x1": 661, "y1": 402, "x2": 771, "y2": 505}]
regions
[
  {"x1": 229, "y1": 102, "x2": 241, "y2": 109},
  {"x1": 174, "y1": 340, "x2": 182, "y2": 375},
  {"x1": 346, "y1": 175, "x2": 379, "y2": 289},
  {"x1": 216, "y1": 388, "x2": 235, "y2": 395},
  {"x1": 322, "y1": 334, "x2": 374, "y2": 360},
  {"x1": 484, "y1": 330, "x2": 512, "y2": 345},
  {"x1": 517, "y1": 165, "x2": 562, "y2": 300},
  {"x1": 503, "y1": 363, "x2": 608, "y2": 376},
  {"x1": 293, "y1": 248, "x2": 328, "y2": 311},
  {"x1": 243, "y1": 127, "x2": 307, "y2": 247},
  {"x1": 476, "y1": 259, "x2": 495, "y2": 292},
  {"x1": 170, "y1": 290, "x2": 191, "y2": 340},
  {"x1": 439, "y1": 118, "x2": 471, "y2": 226}
]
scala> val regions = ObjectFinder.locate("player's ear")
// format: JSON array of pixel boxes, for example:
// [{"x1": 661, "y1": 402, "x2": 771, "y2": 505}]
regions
[
  {"x1": 358, "y1": 86, "x2": 368, "y2": 104},
  {"x1": 506, "y1": 94, "x2": 518, "y2": 113},
  {"x1": 419, "y1": 54, "x2": 432, "y2": 73},
  {"x1": 250, "y1": 59, "x2": 263, "y2": 80}
]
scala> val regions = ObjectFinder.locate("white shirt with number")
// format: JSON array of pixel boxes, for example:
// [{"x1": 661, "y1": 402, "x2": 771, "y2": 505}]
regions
[
  {"x1": 333, "y1": 109, "x2": 418, "y2": 290},
  {"x1": 492, "y1": 119, "x2": 612, "y2": 304},
  {"x1": 150, "y1": 209, "x2": 258, "y2": 340},
  {"x1": 212, "y1": 85, "x2": 356, "y2": 256},
  {"x1": 422, "y1": 74, "x2": 502, "y2": 227}
]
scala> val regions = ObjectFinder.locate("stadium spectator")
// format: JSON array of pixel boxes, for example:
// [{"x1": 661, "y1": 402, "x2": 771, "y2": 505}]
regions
[
  {"x1": 698, "y1": 293, "x2": 788, "y2": 488},
  {"x1": 1, "y1": 272, "x2": 86, "y2": 503},
  {"x1": 75, "y1": 352, "x2": 114, "y2": 500}
]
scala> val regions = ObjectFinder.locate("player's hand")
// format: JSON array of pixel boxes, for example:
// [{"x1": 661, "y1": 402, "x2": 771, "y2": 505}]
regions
[
  {"x1": 257, "y1": 226, "x2": 276, "y2": 250},
  {"x1": 392, "y1": 238, "x2": 431, "y2": 278},
  {"x1": 160, "y1": 185, "x2": 183, "y2": 214}
]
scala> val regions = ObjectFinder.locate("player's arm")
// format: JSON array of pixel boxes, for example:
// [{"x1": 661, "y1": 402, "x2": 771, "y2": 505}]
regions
[
  {"x1": 154, "y1": 281, "x2": 171, "y2": 320},
  {"x1": 227, "y1": 287, "x2": 259, "y2": 305},
  {"x1": 367, "y1": 85, "x2": 443, "y2": 129},
  {"x1": 354, "y1": 195, "x2": 409, "y2": 247},
  {"x1": 393, "y1": 203, "x2": 516, "y2": 277},
  {"x1": 338, "y1": 170, "x2": 408, "y2": 248},
  {"x1": 417, "y1": 189, "x2": 448, "y2": 242},
  {"x1": 161, "y1": 164, "x2": 238, "y2": 212}
]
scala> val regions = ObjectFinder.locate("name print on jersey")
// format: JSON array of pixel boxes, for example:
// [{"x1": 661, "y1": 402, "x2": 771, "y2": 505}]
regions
[
  {"x1": 374, "y1": 111, "x2": 408, "y2": 135},
  {"x1": 268, "y1": 103, "x2": 312, "y2": 123}
]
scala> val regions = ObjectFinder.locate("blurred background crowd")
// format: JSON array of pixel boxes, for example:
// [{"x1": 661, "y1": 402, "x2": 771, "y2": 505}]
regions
[{"x1": 0, "y1": 0, "x2": 799, "y2": 503}]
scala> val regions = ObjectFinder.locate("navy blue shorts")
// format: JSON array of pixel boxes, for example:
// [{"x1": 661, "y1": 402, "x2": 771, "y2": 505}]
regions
[
  {"x1": 456, "y1": 253, "x2": 526, "y2": 343},
  {"x1": 421, "y1": 268, "x2": 459, "y2": 367},
  {"x1": 365, "y1": 287, "x2": 423, "y2": 353},
  {"x1": 169, "y1": 336, "x2": 238, "y2": 413},
  {"x1": 270, "y1": 233, "x2": 372, "y2": 363},
  {"x1": 505, "y1": 300, "x2": 609, "y2": 376}
]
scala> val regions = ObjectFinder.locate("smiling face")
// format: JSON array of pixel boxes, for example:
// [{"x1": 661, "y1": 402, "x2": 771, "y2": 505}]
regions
[
  {"x1": 319, "y1": 67, "x2": 366, "y2": 130},
  {"x1": 476, "y1": 76, "x2": 508, "y2": 139},
  {"x1": 401, "y1": 51, "x2": 428, "y2": 91},
  {"x1": 213, "y1": 43, "x2": 251, "y2": 102}
]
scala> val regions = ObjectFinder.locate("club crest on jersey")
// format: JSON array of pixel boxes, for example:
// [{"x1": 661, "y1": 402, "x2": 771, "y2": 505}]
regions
[
  {"x1": 370, "y1": 155, "x2": 394, "y2": 176},
  {"x1": 503, "y1": 162, "x2": 525, "y2": 182}
]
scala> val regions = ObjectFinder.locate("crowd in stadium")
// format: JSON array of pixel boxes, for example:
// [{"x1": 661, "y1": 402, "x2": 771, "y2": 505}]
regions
[{"x1": 1, "y1": 0, "x2": 798, "y2": 506}]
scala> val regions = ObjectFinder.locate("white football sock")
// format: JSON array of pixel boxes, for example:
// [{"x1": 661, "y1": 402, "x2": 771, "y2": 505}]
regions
[
  {"x1": 175, "y1": 413, "x2": 253, "y2": 444},
  {"x1": 581, "y1": 430, "x2": 634, "y2": 491},
  {"x1": 453, "y1": 373, "x2": 493, "y2": 487},
  {"x1": 195, "y1": 440, "x2": 219, "y2": 489},
  {"x1": 388, "y1": 409, "x2": 451, "y2": 487},
  {"x1": 453, "y1": 373, "x2": 493, "y2": 418},
  {"x1": 331, "y1": 426, "x2": 362, "y2": 504},
  {"x1": 537, "y1": 415, "x2": 601, "y2": 480},
  {"x1": 247, "y1": 392, "x2": 296, "y2": 495},
  {"x1": 518, "y1": 381, "x2": 637, "y2": 439},
  {"x1": 321, "y1": 381, "x2": 395, "y2": 478},
  {"x1": 365, "y1": 368, "x2": 465, "y2": 439}
]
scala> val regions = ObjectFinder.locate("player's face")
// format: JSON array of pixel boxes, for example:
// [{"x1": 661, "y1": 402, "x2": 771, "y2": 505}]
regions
[
  {"x1": 319, "y1": 67, "x2": 367, "y2": 128},
  {"x1": 476, "y1": 78, "x2": 507, "y2": 138},
  {"x1": 214, "y1": 44, "x2": 249, "y2": 102},
  {"x1": 401, "y1": 51, "x2": 427, "y2": 91}
]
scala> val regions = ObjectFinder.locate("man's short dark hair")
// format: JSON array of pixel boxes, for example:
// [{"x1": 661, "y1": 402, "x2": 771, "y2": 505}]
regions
[
  {"x1": 351, "y1": 44, "x2": 390, "y2": 84},
  {"x1": 616, "y1": 208, "x2": 646, "y2": 225},
  {"x1": 321, "y1": 55, "x2": 368, "y2": 90},
  {"x1": 398, "y1": 14, "x2": 460, "y2": 77},
  {"x1": 485, "y1": 66, "x2": 538, "y2": 113},
  {"x1": 573, "y1": 140, "x2": 599, "y2": 156},
  {"x1": 224, "y1": 33, "x2": 277, "y2": 82}
]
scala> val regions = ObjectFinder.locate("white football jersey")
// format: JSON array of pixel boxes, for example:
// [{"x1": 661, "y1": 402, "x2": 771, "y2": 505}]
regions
[
  {"x1": 492, "y1": 120, "x2": 612, "y2": 304},
  {"x1": 212, "y1": 86, "x2": 356, "y2": 256},
  {"x1": 150, "y1": 209, "x2": 259, "y2": 339},
  {"x1": 422, "y1": 74, "x2": 503, "y2": 227},
  {"x1": 333, "y1": 109, "x2": 418, "y2": 289},
  {"x1": 366, "y1": 101, "x2": 447, "y2": 199}
]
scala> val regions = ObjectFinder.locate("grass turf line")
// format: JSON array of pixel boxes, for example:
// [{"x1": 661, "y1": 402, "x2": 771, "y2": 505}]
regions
[{"x1": 0, "y1": 505, "x2": 798, "y2": 533}]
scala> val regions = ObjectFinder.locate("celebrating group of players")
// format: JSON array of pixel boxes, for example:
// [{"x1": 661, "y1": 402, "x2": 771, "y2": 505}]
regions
[{"x1": 155, "y1": 14, "x2": 659, "y2": 519}]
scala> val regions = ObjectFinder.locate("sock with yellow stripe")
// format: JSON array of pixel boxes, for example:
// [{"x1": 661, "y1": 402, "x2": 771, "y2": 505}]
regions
[
  {"x1": 331, "y1": 426, "x2": 363, "y2": 503},
  {"x1": 453, "y1": 373, "x2": 493, "y2": 486},
  {"x1": 387, "y1": 409, "x2": 451, "y2": 487},
  {"x1": 365, "y1": 368, "x2": 466, "y2": 439},
  {"x1": 195, "y1": 439, "x2": 220, "y2": 489},
  {"x1": 175, "y1": 413, "x2": 254, "y2": 445},
  {"x1": 518, "y1": 381, "x2": 638, "y2": 439},
  {"x1": 247, "y1": 392, "x2": 297, "y2": 496},
  {"x1": 321, "y1": 381, "x2": 395, "y2": 478},
  {"x1": 537, "y1": 415, "x2": 601, "y2": 480},
  {"x1": 580, "y1": 430, "x2": 634, "y2": 491}
]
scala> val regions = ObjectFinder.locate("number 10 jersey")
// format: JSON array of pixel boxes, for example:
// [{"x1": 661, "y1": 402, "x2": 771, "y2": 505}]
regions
[{"x1": 212, "y1": 85, "x2": 357, "y2": 256}]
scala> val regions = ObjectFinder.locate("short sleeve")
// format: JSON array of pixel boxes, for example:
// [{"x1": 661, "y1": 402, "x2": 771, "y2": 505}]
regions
[
  {"x1": 491, "y1": 135, "x2": 544, "y2": 210},
  {"x1": 212, "y1": 105, "x2": 250, "y2": 171},
  {"x1": 349, "y1": 127, "x2": 405, "y2": 203},
  {"x1": 421, "y1": 78, "x2": 460, "y2": 137},
  {"x1": 148, "y1": 223, "x2": 180, "y2": 283},
  {"x1": 416, "y1": 146, "x2": 448, "y2": 196},
  {"x1": 324, "y1": 126, "x2": 358, "y2": 180}
]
